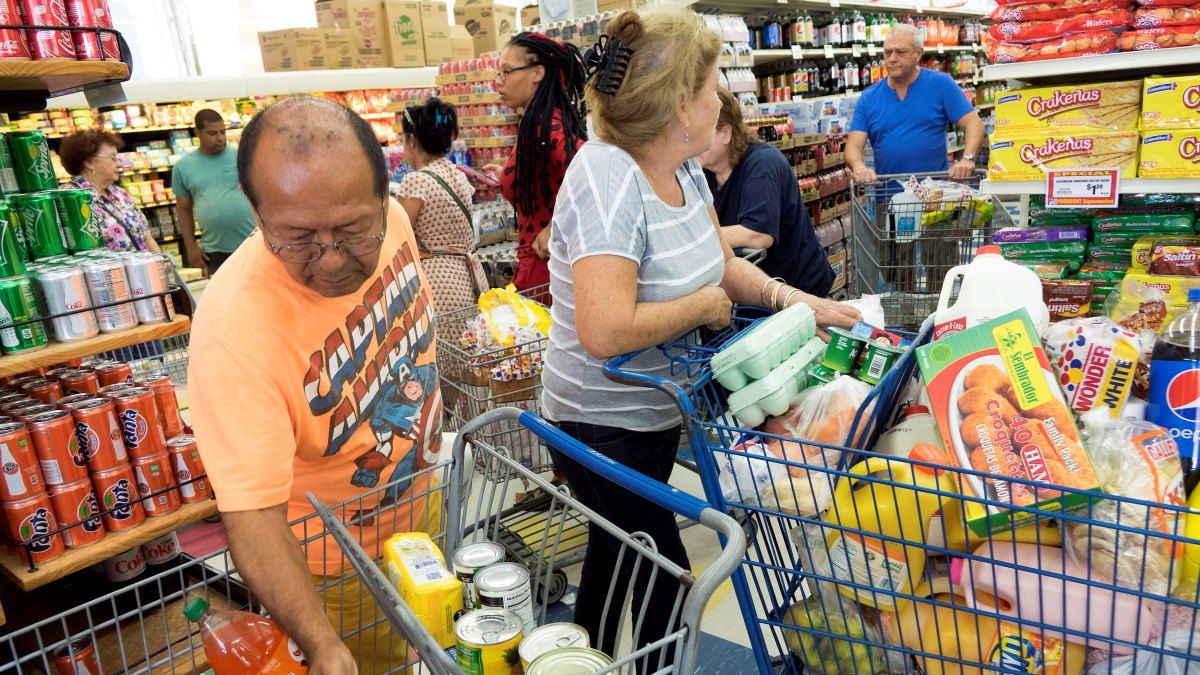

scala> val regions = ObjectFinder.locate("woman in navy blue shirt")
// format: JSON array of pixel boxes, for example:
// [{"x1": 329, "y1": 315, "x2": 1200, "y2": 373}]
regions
[{"x1": 700, "y1": 89, "x2": 834, "y2": 297}]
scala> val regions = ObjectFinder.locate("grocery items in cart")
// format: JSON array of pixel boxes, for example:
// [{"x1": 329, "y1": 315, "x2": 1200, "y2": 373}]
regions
[
  {"x1": 873, "y1": 404, "x2": 945, "y2": 457},
  {"x1": 183, "y1": 597, "x2": 308, "y2": 674},
  {"x1": 383, "y1": 532, "x2": 463, "y2": 649},
  {"x1": 933, "y1": 245, "x2": 1051, "y2": 339},
  {"x1": 1148, "y1": 289, "x2": 1200, "y2": 476}
]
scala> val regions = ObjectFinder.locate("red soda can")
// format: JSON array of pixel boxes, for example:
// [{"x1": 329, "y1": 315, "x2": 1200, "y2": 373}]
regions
[
  {"x1": 6, "y1": 376, "x2": 40, "y2": 392},
  {"x1": 111, "y1": 387, "x2": 163, "y2": 459},
  {"x1": 167, "y1": 435, "x2": 211, "y2": 503},
  {"x1": 64, "y1": 0, "x2": 101, "y2": 60},
  {"x1": 0, "y1": 392, "x2": 29, "y2": 406},
  {"x1": 0, "y1": 397, "x2": 36, "y2": 414},
  {"x1": 71, "y1": 397, "x2": 127, "y2": 471},
  {"x1": 23, "y1": 378, "x2": 63, "y2": 404},
  {"x1": 136, "y1": 373, "x2": 183, "y2": 438},
  {"x1": 56, "y1": 393, "x2": 94, "y2": 411},
  {"x1": 0, "y1": 422, "x2": 43, "y2": 501},
  {"x1": 43, "y1": 366, "x2": 74, "y2": 380},
  {"x1": 59, "y1": 369, "x2": 99, "y2": 395},
  {"x1": 0, "y1": 492, "x2": 64, "y2": 563},
  {"x1": 28, "y1": 409, "x2": 88, "y2": 486},
  {"x1": 54, "y1": 637, "x2": 101, "y2": 675},
  {"x1": 19, "y1": 0, "x2": 74, "y2": 60},
  {"x1": 15, "y1": 404, "x2": 57, "y2": 426},
  {"x1": 0, "y1": 1, "x2": 30, "y2": 60},
  {"x1": 90, "y1": 464, "x2": 144, "y2": 531},
  {"x1": 95, "y1": 362, "x2": 133, "y2": 387},
  {"x1": 96, "y1": 382, "x2": 133, "y2": 398},
  {"x1": 131, "y1": 452, "x2": 178, "y2": 517},
  {"x1": 47, "y1": 479, "x2": 104, "y2": 548}
]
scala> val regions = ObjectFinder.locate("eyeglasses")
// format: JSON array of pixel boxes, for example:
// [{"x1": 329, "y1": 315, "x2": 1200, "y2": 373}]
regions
[
  {"x1": 495, "y1": 63, "x2": 540, "y2": 83},
  {"x1": 93, "y1": 152, "x2": 118, "y2": 161},
  {"x1": 261, "y1": 211, "x2": 388, "y2": 264}
]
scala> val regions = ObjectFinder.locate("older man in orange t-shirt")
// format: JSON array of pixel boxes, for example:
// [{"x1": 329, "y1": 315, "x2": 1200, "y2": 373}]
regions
[{"x1": 189, "y1": 97, "x2": 442, "y2": 675}]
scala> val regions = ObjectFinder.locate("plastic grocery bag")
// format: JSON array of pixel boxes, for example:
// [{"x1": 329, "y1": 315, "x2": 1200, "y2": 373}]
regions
[
  {"x1": 476, "y1": 285, "x2": 551, "y2": 347},
  {"x1": 716, "y1": 435, "x2": 788, "y2": 505},
  {"x1": 844, "y1": 295, "x2": 885, "y2": 329},
  {"x1": 1090, "y1": 606, "x2": 1200, "y2": 674}
]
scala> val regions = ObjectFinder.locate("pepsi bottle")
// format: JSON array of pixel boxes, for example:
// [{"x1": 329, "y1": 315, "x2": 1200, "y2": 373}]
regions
[{"x1": 1148, "y1": 288, "x2": 1200, "y2": 491}]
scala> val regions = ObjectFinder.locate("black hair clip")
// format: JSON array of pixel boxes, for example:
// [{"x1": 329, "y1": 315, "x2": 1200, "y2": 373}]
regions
[{"x1": 583, "y1": 35, "x2": 632, "y2": 96}]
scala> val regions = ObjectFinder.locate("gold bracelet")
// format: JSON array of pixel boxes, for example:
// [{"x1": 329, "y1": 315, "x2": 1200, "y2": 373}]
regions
[
  {"x1": 782, "y1": 289, "x2": 800, "y2": 310},
  {"x1": 770, "y1": 282, "x2": 787, "y2": 312},
  {"x1": 762, "y1": 277, "x2": 785, "y2": 309}
]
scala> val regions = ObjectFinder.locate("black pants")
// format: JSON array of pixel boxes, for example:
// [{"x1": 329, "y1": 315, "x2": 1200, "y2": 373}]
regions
[
  {"x1": 205, "y1": 251, "x2": 233, "y2": 276},
  {"x1": 550, "y1": 421, "x2": 690, "y2": 669}
]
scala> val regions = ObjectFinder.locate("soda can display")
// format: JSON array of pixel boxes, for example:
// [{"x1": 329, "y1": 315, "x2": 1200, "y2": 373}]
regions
[
  {"x1": 142, "y1": 531, "x2": 180, "y2": 567},
  {"x1": 53, "y1": 637, "x2": 101, "y2": 675},
  {"x1": 29, "y1": 409, "x2": 88, "y2": 486},
  {"x1": 22, "y1": 378, "x2": 62, "y2": 404},
  {"x1": 47, "y1": 479, "x2": 104, "y2": 548},
  {"x1": 70, "y1": 397, "x2": 126, "y2": 471},
  {"x1": 51, "y1": 189, "x2": 101, "y2": 253},
  {"x1": 7, "y1": 132, "x2": 57, "y2": 192},
  {"x1": 12, "y1": 192, "x2": 67, "y2": 260},
  {"x1": 0, "y1": 1, "x2": 31, "y2": 61},
  {"x1": 475, "y1": 562, "x2": 536, "y2": 634},
  {"x1": 60, "y1": 369, "x2": 100, "y2": 395},
  {"x1": 103, "y1": 546, "x2": 144, "y2": 581},
  {"x1": 454, "y1": 541, "x2": 506, "y2": 610},
  {"x1": 55, "y1": 392, "x2": 93, "y2": 409},
  {"x1": 0, "y1": 491, "x2": 64, "y2": 563},
  {"x1": 518, "y1": 623, "x2": 590, "y2": 670},
  {"x1": 14, "y1": 403, "x2": 55, "y2": 425},
  {"x1": 0, "y1": 421, "x2": 44, "y2": 501},
  {"x1": 167, "y1": 435, "x2": 211, "y2": 503},
  {"x1": 1, "y1": 398, "x2": 38, "y2": 415},
  {"x1": 65, "y1": 0, "x2": 111, "y2": 61},
  {"x1": 34, "y1": 266, "x2": 99, "y2": 342},
  {"x1": 19, "y1": 0, "x2": 75, "y2": 60},
  {"x1": 0, "y1": 201, "x2": 27, "y2": 276},
  {"x1": 81, "y1": 259, "x2": 137, "y2": 332},
  {"x1": 111, "y1": 386, "x2": 164, "y2": 459},
  {"x1": 132, "y1": 452, "x2": 179, "y2": 517},
  {"x1": 122, "y1": 253, "x2": 174, "y2": 324},
  {"x1": 90, "y1": 463, "x2": 144, "y2": 531},
  {"x1": 96, "y1": 382, "x2": 133, "y2": 398},
  {"x1": 137, "y1": 372, "x2": 183, "y2": 438},
  {"x1": 95, "y1": 360, "x2": 132, "y2": 386},
  {"x1": 3, "y1": 375, "x2": 39, "y2": 391}
]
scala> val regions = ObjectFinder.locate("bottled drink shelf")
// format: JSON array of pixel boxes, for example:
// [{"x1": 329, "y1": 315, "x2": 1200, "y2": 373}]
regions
[{"x1": 0, "y1": 316, "x2": 190, "y2": 378}]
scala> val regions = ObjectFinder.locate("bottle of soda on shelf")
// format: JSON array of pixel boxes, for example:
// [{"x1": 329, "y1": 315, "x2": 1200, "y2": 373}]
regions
[
  {"x1": 852, "y1": 10, "x2": 866, "y2": 43},
  {"x1": 803, "y1": 11, "x2": 815, "y2": 47},
  {"x1": 1149, "y1": 288, "x2": 1200, "y2": 493},
  {"x1": 184, "y1": 597, "x2": 308, "y2": 674},
  {"x1": 841, "y1": 14, "x2": 852, "y2": 45}
]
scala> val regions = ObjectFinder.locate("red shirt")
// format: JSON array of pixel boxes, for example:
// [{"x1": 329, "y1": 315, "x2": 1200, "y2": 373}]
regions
[{"x1": 499, "y1": 113, "x2": 581, "y2": 295}]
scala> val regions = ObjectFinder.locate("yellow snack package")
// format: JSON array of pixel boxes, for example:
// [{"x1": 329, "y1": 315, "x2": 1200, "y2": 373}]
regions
[
  {"x1": 988, "y1": 132, "x2": 1140, "y2": 182},
  {"x1": 1141, "y1": 74, "x2": 1200, "y2": 130},
  {"x1": 383, "y1": 532, "x2": 463, "y2": 649},
  {"x1": 477, "y1": 285, "x2": 551, "y2": 347},
  {"x1": 1139, "y1": 131, "x2": 1200, "y2": 179},
  {"x1": 993, "y1": 80, "x2": 1142, "y2": 136}
]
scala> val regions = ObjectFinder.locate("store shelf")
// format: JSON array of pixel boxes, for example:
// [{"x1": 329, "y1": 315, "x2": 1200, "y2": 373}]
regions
[
  {"x1": 138, "y1": 199, "x2": 176, "y2": 209},
  {"x1": 460, "y1": 114, "x2": 519, "y2": 127},
  {"x1": 773, "y1": 134, "x2": 828, "y2": 151},
  {"x1": 464, "y1": 136, "x2": 516, "y2": 148},
  {"x1": 124, "y1": 167, "x2": 175, "y2": 177},
  {"x1": 0, "y1": 59, "x2": 129, "y2": 110},
  {"x1": 690, "y1": 0, "x2": 988, "y2": 17},
  {"x1": 980, "y1": 178, "x2": 1200, "y2": 195},
  {"x1": 0, "y1": 499, "x2": 217, "y2": 591},
  {"x1": 982, "y1": 46, "x2": 1200, "y2": 83},
  {"x1": 976, "y1": 102, "x2": 994, "y2": 111},
  {"x1": 753, "y1": 44, "x2": 980, "y2": 64},
  {"x1": 0, "y1": 316, "x2": 190, "y2": 378},
  {"x1": 435, "y1": 70, "x2": 496, "y2": 85}
]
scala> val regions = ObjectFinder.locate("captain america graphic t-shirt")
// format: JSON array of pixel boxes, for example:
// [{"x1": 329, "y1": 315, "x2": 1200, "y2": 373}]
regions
[{"x1": 189, "y1": 199, "x2": 442, "y2": 575}]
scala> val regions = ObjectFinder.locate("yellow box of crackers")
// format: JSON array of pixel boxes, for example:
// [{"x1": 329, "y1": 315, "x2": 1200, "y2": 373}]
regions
[
  {"x1": 993, "y1": 80, "x2": 1142, "y2": 136},
  {"x1": 1141, "y1": 75, "x2": 1200, "y2": 131},
  {"x1": 1139, "y1": 131, "x2": 1200, "y2": 178},
  {"x1": 988, "y1": 132, "x2": 1140, "y2": 182}
]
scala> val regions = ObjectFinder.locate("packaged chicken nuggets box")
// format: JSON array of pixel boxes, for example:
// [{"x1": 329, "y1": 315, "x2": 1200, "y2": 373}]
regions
[
  {"x1": 1139, "y1": 131, "x2": 1200, "y2": 179},
  {"x1": 917, "y1": 309, "x2": 1101, "y2": 537},
  {"x1": 993, "y1": 80, "x2": 1141, "y2": 136},
  {"x1": 988, "y1": 132, "x2": 1140, "y2": 181},
  {"x1": 1141, "y1": 74, "x2": 1200, "y2": 130}
]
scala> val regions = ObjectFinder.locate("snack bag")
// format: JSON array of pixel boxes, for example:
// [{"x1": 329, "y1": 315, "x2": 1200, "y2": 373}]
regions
[
  {"x1": 1118, "y1": 24, "x2": 1200, "y2": 50},
  {"x1": 476, "y1": 285, "x2": 551, "y2": 347},
  {"x1": 992, "y1": 79, "x2": 1141, "y2": 135},
  {"x1": 992, "y1": 0, "x2": 1127, "y2": 22},
  {"x1": 1043, "y1": 279, "x2": 1094, "y2": 320},
  {"x1": 987, "y1": 30, "x2": 1122, "y2": 64},
  {"x1": 995, "y1": 227, "x2": 1089, "y2": 244},
  {"x1": 988, "y1": 132, "x2": 1139, "y2": 182},
  {"x1": 988, "y1": 10, "x2": 1131, "y2": 43},
  {"x1": 1141, "y1": 74, "x2": 1200, "y2": 130},
  {"x1": 1043, "y1": 317, "x2": 1141, "y2": 417},
  {"x1": 1093, "y1": 206, "x2": 1196, "y2": 232},
  {"x1": 1139, "y1": 131, "x2": 1200, "y2": 179}
]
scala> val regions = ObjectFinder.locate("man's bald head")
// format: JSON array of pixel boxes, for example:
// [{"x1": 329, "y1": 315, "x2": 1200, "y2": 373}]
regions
[{"x1": 236, "y1": 95, "x2": 388, "y2": 209}]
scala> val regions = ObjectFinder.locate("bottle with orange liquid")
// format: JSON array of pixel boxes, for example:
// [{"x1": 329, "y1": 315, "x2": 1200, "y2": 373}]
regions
[{"x1": 183, "y1": 597, "x2": 308, "y2": 674}]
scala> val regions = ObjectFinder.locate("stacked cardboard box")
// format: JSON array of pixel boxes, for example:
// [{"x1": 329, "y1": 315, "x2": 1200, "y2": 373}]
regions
[
  {"x1": 316, "y1": 0, "x2": 391, "y2": 68},
  {"x1": 258, "y1": 28, "x2": 359, "y2": 72},
  {"x1": 455, "y1": 0, "x2": 517, "y2": 56}
]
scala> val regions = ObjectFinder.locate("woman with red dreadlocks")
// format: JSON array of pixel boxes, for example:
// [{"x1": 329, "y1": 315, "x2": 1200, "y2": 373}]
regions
[{"x1": 482, "y1": 32, "x2": 588, "y2": 300}]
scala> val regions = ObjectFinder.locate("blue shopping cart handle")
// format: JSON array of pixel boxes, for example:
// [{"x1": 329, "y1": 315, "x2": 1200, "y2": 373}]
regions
[{"x1": 517, "y1": 410, "x2": 711, "y2": 523}]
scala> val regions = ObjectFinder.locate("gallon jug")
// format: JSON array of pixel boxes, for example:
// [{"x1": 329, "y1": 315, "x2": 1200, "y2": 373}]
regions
[
  {"x1": 183, "y1": 597, "x2": 308, "y2": 674},
  {"x1": 933, "y1": 245, "x2": 1050, "y2": 340},
  {"x1": 873, "y1": 405, "x2": 943, "y2": 458},
  {"x1": 890, "y1": 179, "x2": 923, "y2": 242},
  {"x1": 950, "y1": 543, "x2": 1157, "y2": 653},
  {"x1": 824, "y1": 443, "x2": 959, "y2": 611},
  {"x1": 926, "y1": 495, "x2": 1061, "y2": 554}
]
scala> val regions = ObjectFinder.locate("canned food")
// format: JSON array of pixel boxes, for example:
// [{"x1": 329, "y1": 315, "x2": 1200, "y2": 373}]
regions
[
  {"x1": 0, "y1": 201, "x2": 27, "y2": 275},
  {"x1": 0, "y1": 421, "x2": 43, "y2": 500},
  {"x1": 7, "y1": 132, "x2": 56, "y2": 192},
  {"x1": 131, "y1": 451, "x2": 179, "y2": 517},
  {"x1": 0, "y1": 276, "x2": 48, "y2": 354},
  {"x1": 167, "y1": 435, "x2": 211, "y2": 503},
  {"x1": 0, "y1": 491, "x2": 64, "y2": 563},
  {"x1": 71, "y1": 397, "x2": 127, "y2": 471},
  {"x1": 142, "y1": 531, "x2": 180, "y2": 567},
  {"x1": 19, "y1": 0, "x2": 75, "y2": 60},
  {"x1": 11, "y1": 192, "x2": 66, "y2": 259},
  {"x1": 857, "y1": 341, "x2": 904, "y2": 386},
  {"x1": 103, "y1": 546, "x2": 144, "y2": 581},
  {"x1": 519, "y1": 623, "x2": 590, "y2": 669},
  {"x1": 29, "y1": 409, "x2": 88, "y2": 486},
  {"x1": 822, "y1": 327, "x2": 868, "y2": 374},
  {"x1": 14, "y1": 403, "x2": 55, "y2": 425},
  {"x1": 81, "y1": 259, "x2": 137, "y2": 332},
  {"x1": 0, "y1": 2, "x2": 31, "y2": 62},
  {"x1": 454, "y1": 608, "x2": 524, "y2": 675},
  {"x1": 136, "y1": 372, "x2": 182, "y2": 438},
  {"x1": 51, "y1": 189, "x2": 101, "y2": 252},
  {"x1": 474, "y1": 562, "x2": 536, "y2": 634},
  {"x1": 35, "y1": 266, "x2": 99, "y2": 342},
  {"x1": 53, "y1": 636, "x2": 101, "y2": 675},
  {"x1": 23, "y1": 378, "x2": 62, "y2": 404},
  {"x1": 453, "y1": 542, "x2": 506, "y2": 611},
  {"x1": 91, "y1": 463, "x2": 144, "y2": 531},
  {"x1": 47, "y1": 479, "x2": 104, "y2": 548},
  {"x1": 111, "y1": 387, "x2": 164, "y2": 458},
  {"x1": 60, "y1": 369, "x2": 100, "y2": 395},
  {"x1": 94, "y1": 361, "x2": 133, "y2": 386},
  {"x1": 55, "y1": 392, "x2": 93, "y2": 410},
  {"x1": 526, "y1": 647, "x2": 614, "y2": 674},
  {"x1": 122, "y1": 253, "x2": 174, "y2": 324}
]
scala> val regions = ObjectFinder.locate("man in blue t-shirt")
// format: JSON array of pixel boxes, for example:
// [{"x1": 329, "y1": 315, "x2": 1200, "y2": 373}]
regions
[{"x1": 847, "y1": 23, "x2": 984, "y2": 183}]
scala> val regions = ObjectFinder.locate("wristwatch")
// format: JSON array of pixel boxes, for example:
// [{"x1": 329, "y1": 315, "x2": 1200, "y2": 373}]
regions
[{"x1": 960, "y1": 153, "x2": 976, "y2": 162}]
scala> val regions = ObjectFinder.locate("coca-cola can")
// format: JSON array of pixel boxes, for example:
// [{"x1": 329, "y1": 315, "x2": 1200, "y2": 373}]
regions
[
  {"x1": 103, "y1": 545, "x2": 144, "y2": 581},
  {"x1": 167, "y1": 434, "x2": 211, "y2": 503},
  {"x1": 47, "y1": 479, "x2": 104, "y2": 548},
  {"x1": 122, "y1": 253, "x2": 174, "y2": 324},
  {"x1": 0, "y1": 421, "x2": 43, "y2": 501},
  {"x1": 0, "y1": 491, "x2": 64, "y2": 563},
  {"x1": 141, "y1": 531, "x2": 180, "y2": 567},
  {"x1": 110, "y1": 387, "x2": 164, "y2": 459},
  {"x1": 70, "y1": 397, "x2": 127, "y2": 471},
  {"x1": 19, "y1": 0, "x2": 74, "y2": 60},
  {"x1": 0, "y1": 0, "x2": 31, "y2": 60},
  {"x1": 132, "y1": 451, "x2": 178, "y2": 517},
  {"x1": 90, "y1": 463, "x2": 144, "y2": 531},
  {"x1": 94, "y1": 361, "x2": 132, "y2": 387},
  {"x1": 137, "y1": 372, "x2": 183, "y2": 438}
]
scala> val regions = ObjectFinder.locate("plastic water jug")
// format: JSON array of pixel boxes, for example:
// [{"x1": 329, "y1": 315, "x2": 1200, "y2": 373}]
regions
[
  {"x1": 890, "y1": 180, "x2": 923, "y2": 242},
  {"x1": 932, "y1": 245, "x2": 1050, "y2": 340},
  {"x1": 873, "y1": 405, "x2": 943, "y2": 458}
]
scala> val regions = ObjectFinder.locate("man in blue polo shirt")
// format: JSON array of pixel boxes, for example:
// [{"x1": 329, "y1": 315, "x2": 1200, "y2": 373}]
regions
[{"x1": 847, "y1": 23, "x2": 984, "y2": 182}]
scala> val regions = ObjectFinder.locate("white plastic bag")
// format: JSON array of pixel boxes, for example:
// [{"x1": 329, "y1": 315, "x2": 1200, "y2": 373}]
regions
[
  {"x1": 844, "y1": 295, "x2": 885, "y2": 330},
  {"x1": 717, "y1": 435, "x2": 787, "y2": 505}
]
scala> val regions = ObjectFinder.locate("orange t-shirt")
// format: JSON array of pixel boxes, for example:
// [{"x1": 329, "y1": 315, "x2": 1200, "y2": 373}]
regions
[{"x1": 188, "y1": 200, "x2": 442, "y2": 575}]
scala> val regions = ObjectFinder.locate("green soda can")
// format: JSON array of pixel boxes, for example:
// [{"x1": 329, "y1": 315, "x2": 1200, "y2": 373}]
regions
[
  {"x1": 0, "y1": 135, "x2": 20, "y2": 195},
  {"x1": 52, "y1": 189, "x2": 101, "y2": 252},
  {"x1": 7, "y1": 132, "x2": 57, "y2": 193},
  {"x1": 0, "y1": 276, "x2": 48, "y2": 354},
  {"x1": 12, "y1": 193, "x2": 67, "y2": 260},
  {"x1": 0, "y1": 202, "x2": 27, "y2": 278}
]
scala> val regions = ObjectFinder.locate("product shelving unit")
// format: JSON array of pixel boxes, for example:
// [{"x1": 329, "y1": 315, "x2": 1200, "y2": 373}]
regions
[
  {"x1": 691, "y1": 0, "x2": 989, "y2": 17},
  {"x1": 982, "y1": 46, "x2": 1200, "y2": 84},
  {"x1": 0, "y1": 60, "x2": 130, "y2": 113},
  {"x1": 0, "y1": 317, "x2": 189, "y2": 378},
  {"x1": 981, "y1": 178, "x2": 1200, "y2": 196}
]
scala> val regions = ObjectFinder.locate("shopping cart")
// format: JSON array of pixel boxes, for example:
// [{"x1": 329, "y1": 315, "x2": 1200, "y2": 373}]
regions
[
  {"x1": 850, "y1": 171, "x2": 1014, "y2": 330},
  {"x1": 0, "y1": 409, "x2": 744, "y2": 674},
  {"x1": 606, "y1": 313, "x2": 1200, "y2": 673}
]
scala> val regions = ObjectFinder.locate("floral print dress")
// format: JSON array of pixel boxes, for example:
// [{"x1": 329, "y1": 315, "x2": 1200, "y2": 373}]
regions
[{"x1": 69, "y1": 175, "x2": 153, "y2": 252}]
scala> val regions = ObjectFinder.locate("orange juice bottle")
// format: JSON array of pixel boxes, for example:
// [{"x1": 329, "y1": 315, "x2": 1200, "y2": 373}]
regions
[
  {"x1": 183, "y1": 597, "x2": 308, "y2": 674},
  {"x1": 1174, "y1": 487, "x2": 1200, "y2": 601}
]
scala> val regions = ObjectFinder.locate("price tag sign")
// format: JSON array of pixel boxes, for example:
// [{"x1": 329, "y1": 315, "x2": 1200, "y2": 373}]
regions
[
  {"x1": 824, "y1": 44, "x2": 835, "y2": 59},
  {"x1": 1046, "y1": 168, "x2": 1121, "y2": 208},
  {"x1": 937, "y1": 44, "x2": 944, "y2": 54},
  {"x1": 852, "y1": 44, "x2": 862, "y2": 57},
  {"x1": 973, "y1": 43, "x2": 981, "y2": 52},
  {"x1": 791, "y1": 45, "x2": 805, "y2": 59},
  {"x1": 867, "y1": 43, "x2": 878, "y2": 56}
]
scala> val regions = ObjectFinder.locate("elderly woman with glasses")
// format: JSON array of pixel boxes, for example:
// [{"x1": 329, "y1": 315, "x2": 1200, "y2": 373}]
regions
[{"x1": 60, "y1": 130, "x2": 161, "y2": 252}]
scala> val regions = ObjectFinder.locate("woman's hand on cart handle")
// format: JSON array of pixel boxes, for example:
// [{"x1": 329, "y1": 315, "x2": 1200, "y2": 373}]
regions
[
  {"x1": 699, "y1": 285, "x2": 733, "y2": 331},
  {"x1": 309, "y1": 642, "x2": 358, "y2": 675},
  {"x1": 791, "y1": 294, "x2": 862, "y2": 341},
  {"x1": 480, "y1": 163, "x2": 505, "y2": 182},
  {"x1": 851, "y1": 166, "x2": 878, "y2": 184}
]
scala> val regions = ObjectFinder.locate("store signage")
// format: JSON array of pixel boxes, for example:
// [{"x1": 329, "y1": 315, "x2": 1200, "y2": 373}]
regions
[
  {"x1": 937, "y1": 44, "x2": 945, "y2": 54},
  {"x1": 852, "y1": 44, "x2": 862, "y2": 57},
  {"x1": 792, "y1": 45, "x2": 804, "y2": 59},
  {"x1": 824, "y1": 44, "x2": 835, "y2": 59},
  {"x1": 1045, "y1": 168, "x2": 1121, "y2": 208},
  {"x1": 867, "y1": 43, "x2": 878, "y2": 56}
]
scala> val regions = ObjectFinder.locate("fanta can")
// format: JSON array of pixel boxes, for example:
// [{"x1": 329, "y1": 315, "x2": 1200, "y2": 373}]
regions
[{"x1": 183, "y1": 597, "x2": 308, "y2": 674}]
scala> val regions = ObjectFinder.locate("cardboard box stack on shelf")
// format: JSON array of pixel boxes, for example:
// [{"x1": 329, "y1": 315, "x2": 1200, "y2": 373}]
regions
[
  {"x1": 316, "y1": 0, "x2": 391, "y2": 67},
  {"x1": 455, "y1": 0, "x2": 518, "y2": 56},
  {"x1": 257, "y1": 28, "x2": 358, "y2": 72}
]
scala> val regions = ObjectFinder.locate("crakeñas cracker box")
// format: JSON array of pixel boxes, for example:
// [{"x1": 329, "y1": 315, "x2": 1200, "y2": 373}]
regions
[
  {"x1": 1139, "y1": 131, "x2": 1200, "y2": 179},
  {"x1": 993, "y1": 80, "x2": 1142, "y2": 136},
  {"x1": 1141, "y1": 74, "x2": 1200, "y2": 130},
  {"x1": 988, "y1": 132, "x2": 1139, "y2": 182},
  {"x1": 917, "y1": 309, "x2": 1100, "y2": 536}
]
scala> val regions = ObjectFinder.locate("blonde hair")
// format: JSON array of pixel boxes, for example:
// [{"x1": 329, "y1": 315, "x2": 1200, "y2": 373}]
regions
[{"x1": 586, "y1": 10, "x2": 722, "y2": 154}]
